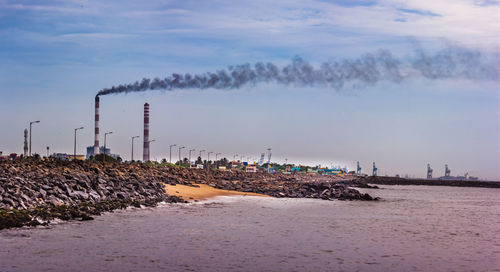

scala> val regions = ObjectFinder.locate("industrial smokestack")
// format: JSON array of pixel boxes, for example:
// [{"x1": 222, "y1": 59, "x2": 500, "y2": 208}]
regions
[
  {"x1": 94, "y1": 95, "x2": 100, "y2": 156},
  {"x1": 143, "y1": 103, "x2": 150, "y2": 162}
]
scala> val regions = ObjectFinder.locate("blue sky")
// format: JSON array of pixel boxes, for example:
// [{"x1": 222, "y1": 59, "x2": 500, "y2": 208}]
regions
[{"x1": 0, "y1": 0, "x2": 499, "y2": 179}]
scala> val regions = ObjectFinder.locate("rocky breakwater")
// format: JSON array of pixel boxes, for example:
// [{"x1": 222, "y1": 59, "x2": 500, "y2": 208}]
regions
[
  {"x1": 163, "y1": 167, "x2": 378, "y2": 201},
  {"x1": 0, "y1": 159, "x2": 184, "y2": 229}
]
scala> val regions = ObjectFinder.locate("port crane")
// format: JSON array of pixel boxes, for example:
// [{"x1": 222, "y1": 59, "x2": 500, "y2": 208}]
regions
[
  {"x1": 445, "y1": 164, "x2": 451, "y2": 177},
  {"x1": 427, "y1": 164, "x2": 433, "y2": 179}
]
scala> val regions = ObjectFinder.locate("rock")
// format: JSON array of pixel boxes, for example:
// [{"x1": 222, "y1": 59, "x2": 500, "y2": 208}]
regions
[{"x1": 3, "y1": 197, "x2": 15, "y2": 207}]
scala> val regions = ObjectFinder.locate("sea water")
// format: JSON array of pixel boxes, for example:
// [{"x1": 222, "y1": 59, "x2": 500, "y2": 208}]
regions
[{"x1": 1, "y1": 185, "x2": 499, "y2": 272}]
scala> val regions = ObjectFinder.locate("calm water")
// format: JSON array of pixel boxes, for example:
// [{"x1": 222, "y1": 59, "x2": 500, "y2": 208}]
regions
[{"x1": 1, "y1": 185, "x2": 499, "y2": 272}]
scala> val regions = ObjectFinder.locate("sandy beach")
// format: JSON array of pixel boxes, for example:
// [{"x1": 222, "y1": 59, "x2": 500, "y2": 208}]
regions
[{"x1": 165, "y1": 183, "x2": 268, "y2": 201}]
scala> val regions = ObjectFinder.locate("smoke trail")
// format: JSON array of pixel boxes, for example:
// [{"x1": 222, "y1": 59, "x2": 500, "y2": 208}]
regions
[{"x1": 97, "y1": 44, "x2": 498, "y2": 96}]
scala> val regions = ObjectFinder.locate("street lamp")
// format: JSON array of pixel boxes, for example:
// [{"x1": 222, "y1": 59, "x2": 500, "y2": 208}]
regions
[
  {"x1": 216, "y1": 153, "x2": 221, "y2": 169},
  {"x1": 148, "y1": 140, "x2": 155, "y2": 161},
  {"x1": 169, "y1": 144, "x2": 176, "y2": 163},
  {"x1": 188, "y1": 149, "x2": 195, "y2": 162},
  {"x1": 131, "y1": 136, "x2": 140, "y2": 161},
  {"x1": 103, "y1": 131, "x2": 113, "y2": 162},
  {"x1": 29, "y1": 120, "x2": 40, "y2": 156},
  {"x1": 178, "y1": 146, "x2": 185, "y2": 163},
  {"x1": 207, "y1": 152, "x2": 213, "y2": 170},
  {"x1": 74, "y1": 127, "x2": 84, "y2": 160}
]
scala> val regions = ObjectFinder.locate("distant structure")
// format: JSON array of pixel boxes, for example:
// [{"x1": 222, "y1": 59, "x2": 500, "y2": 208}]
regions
[
  {"x1": 94, "y1": 95, "x2": 100, "y2": 156},
  {"x1": 372, "y1": 162, "x2": 378, "y2": 176},
  {"x1": 445, "y1": 164, "x2": 451, "y2": 177},
  {"x1": 427, "y1": 164, "x2": 433, "y2": 179},
  {"x1": 52, "y1": 153, "x2": 85, "y2": 161},
  {"x1": 356, "y1": 161, "x2": 361, "y2": 175},
  {"x1": 266, "y1": 148, "x2": 272, "y2": 173},
  {"x1": 437, "y1": 164, "x2": 479, "y2": 181},
  {"x1": 143, "y1": 103, "x2": 150, "y2": 162},
  {"x1": 23, "y1": 129, "x2": 28, "y2": 157},
  {"x1": 258, "y1": 153, "x2": 265, "y2": 166},
  {"x1": 86, "y1": 146, "x2": 120, "y2": 160}
]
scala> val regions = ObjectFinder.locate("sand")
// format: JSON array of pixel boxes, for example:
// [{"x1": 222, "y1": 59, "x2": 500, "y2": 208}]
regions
[{"x1": 165, "y1": 184, "x2": 268, "y2": 201}]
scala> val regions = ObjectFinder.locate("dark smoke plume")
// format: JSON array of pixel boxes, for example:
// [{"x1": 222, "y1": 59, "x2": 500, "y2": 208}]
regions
[{"x1": 97, "y1": 44, "x2": 498, "y2": 96}]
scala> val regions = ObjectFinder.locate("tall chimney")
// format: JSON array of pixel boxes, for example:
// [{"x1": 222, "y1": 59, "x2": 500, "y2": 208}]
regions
[
  {"x1": 143, "y1": 103, "x2": 150, "y2": 161},
  {"x1": 94, "y1": 95, "x2": 100, "y2": 156}
]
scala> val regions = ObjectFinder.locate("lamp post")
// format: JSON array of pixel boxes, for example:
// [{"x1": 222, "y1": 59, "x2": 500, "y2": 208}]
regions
[
  {"x1": 169, "y1": 144, "x2": 176, "y2": 163},
  {"x1": 178, "y1": 146, "x2": 185, "y2": 163},
  {"x1": 199, "y1": 150, "x2": 205, "y2": 161},
  {"x1": 215, "y1": 153, "x2": 221, "y2": 169},
  {"x1": 207, "y1": 151, "x2": 213, "y2": 169},
  {"x1": 188, "y1": 149, "x2": 195, "y2": 163},
  {"x1": 131, "y1": 135, "x2": 140, "y2": 161},
  {"x1": 103, "y1": 131, "x2": 113, "y2": 162},
  {"x1": 29, "y1": 120, "x2": 40, "y2": 156},
  {"x1": 74, "y1": 127, "x2": 84, "y2": 160},
  {"x1": 148, "y1": 140, "x2": 155, "y2": 161}
]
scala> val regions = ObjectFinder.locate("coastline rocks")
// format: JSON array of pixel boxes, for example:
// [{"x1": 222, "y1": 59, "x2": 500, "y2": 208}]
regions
[{"x1": 1, "y1": 159, "x2": 378, "y2": 229}]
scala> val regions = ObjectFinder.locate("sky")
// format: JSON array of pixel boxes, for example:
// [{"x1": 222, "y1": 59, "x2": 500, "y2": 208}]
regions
[{"x1": 0, "y1": 0, "x2": 499, "y2": 179}]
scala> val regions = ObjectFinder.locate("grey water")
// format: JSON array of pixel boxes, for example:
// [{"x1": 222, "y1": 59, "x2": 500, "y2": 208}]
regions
[{"x1": 1, "y1": 185, "x2": 499, "y2": 272}]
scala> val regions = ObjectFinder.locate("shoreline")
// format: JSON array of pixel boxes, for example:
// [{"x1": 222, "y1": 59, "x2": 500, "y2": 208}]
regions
[
  {"x1": 165, "y1": 184, "x2": 268, "y2": 201},
  {"x1": 1, "y1": 159, "x2": 376, "y2": 230}
]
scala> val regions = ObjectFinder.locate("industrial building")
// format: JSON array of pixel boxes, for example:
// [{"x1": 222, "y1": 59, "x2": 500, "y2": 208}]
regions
[
  {"x1": 52, "y1": 153, "x2": 85, "y2": 161},
  {"x1": 86, "y1": 146, "x2": 120, "y2": 160}
]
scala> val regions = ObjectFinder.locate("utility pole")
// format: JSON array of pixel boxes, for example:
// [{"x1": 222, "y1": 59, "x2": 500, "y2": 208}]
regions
[
  {"x1": 131, "y1": 136, "x2": 140, "y2": 161},
  {"x1": 169, "y1": 144, "x2": 176, "y2": 163},
  {"x1": 74, "y1": 127, "x2": 84, "y2": 160},
  {"x1": 103, "y1": 131, "x2": 113, "y2": 162},
  {"x1": 29, "y1": 120, "x2": 40, "y2": 156},
  {"x1": 178, "y1": 146, "x2": 185, "y2": 163}
]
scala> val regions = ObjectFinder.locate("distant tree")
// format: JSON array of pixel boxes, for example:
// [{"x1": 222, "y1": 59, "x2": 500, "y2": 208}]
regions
[
  {"x1": 195, "y1": 156, "x2": 202, "y2": 165},
  {"x1": 94, "y1": 154, "x2": 118, "y2": 163}
]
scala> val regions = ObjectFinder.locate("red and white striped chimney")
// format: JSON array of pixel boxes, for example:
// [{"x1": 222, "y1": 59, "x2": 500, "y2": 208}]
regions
[
  {"x1": 143, "y1": 103, "x2": 150, "y2": 161},
  {"x1": 94, "y1": 95, "x2": 100, "y2": 156}
]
